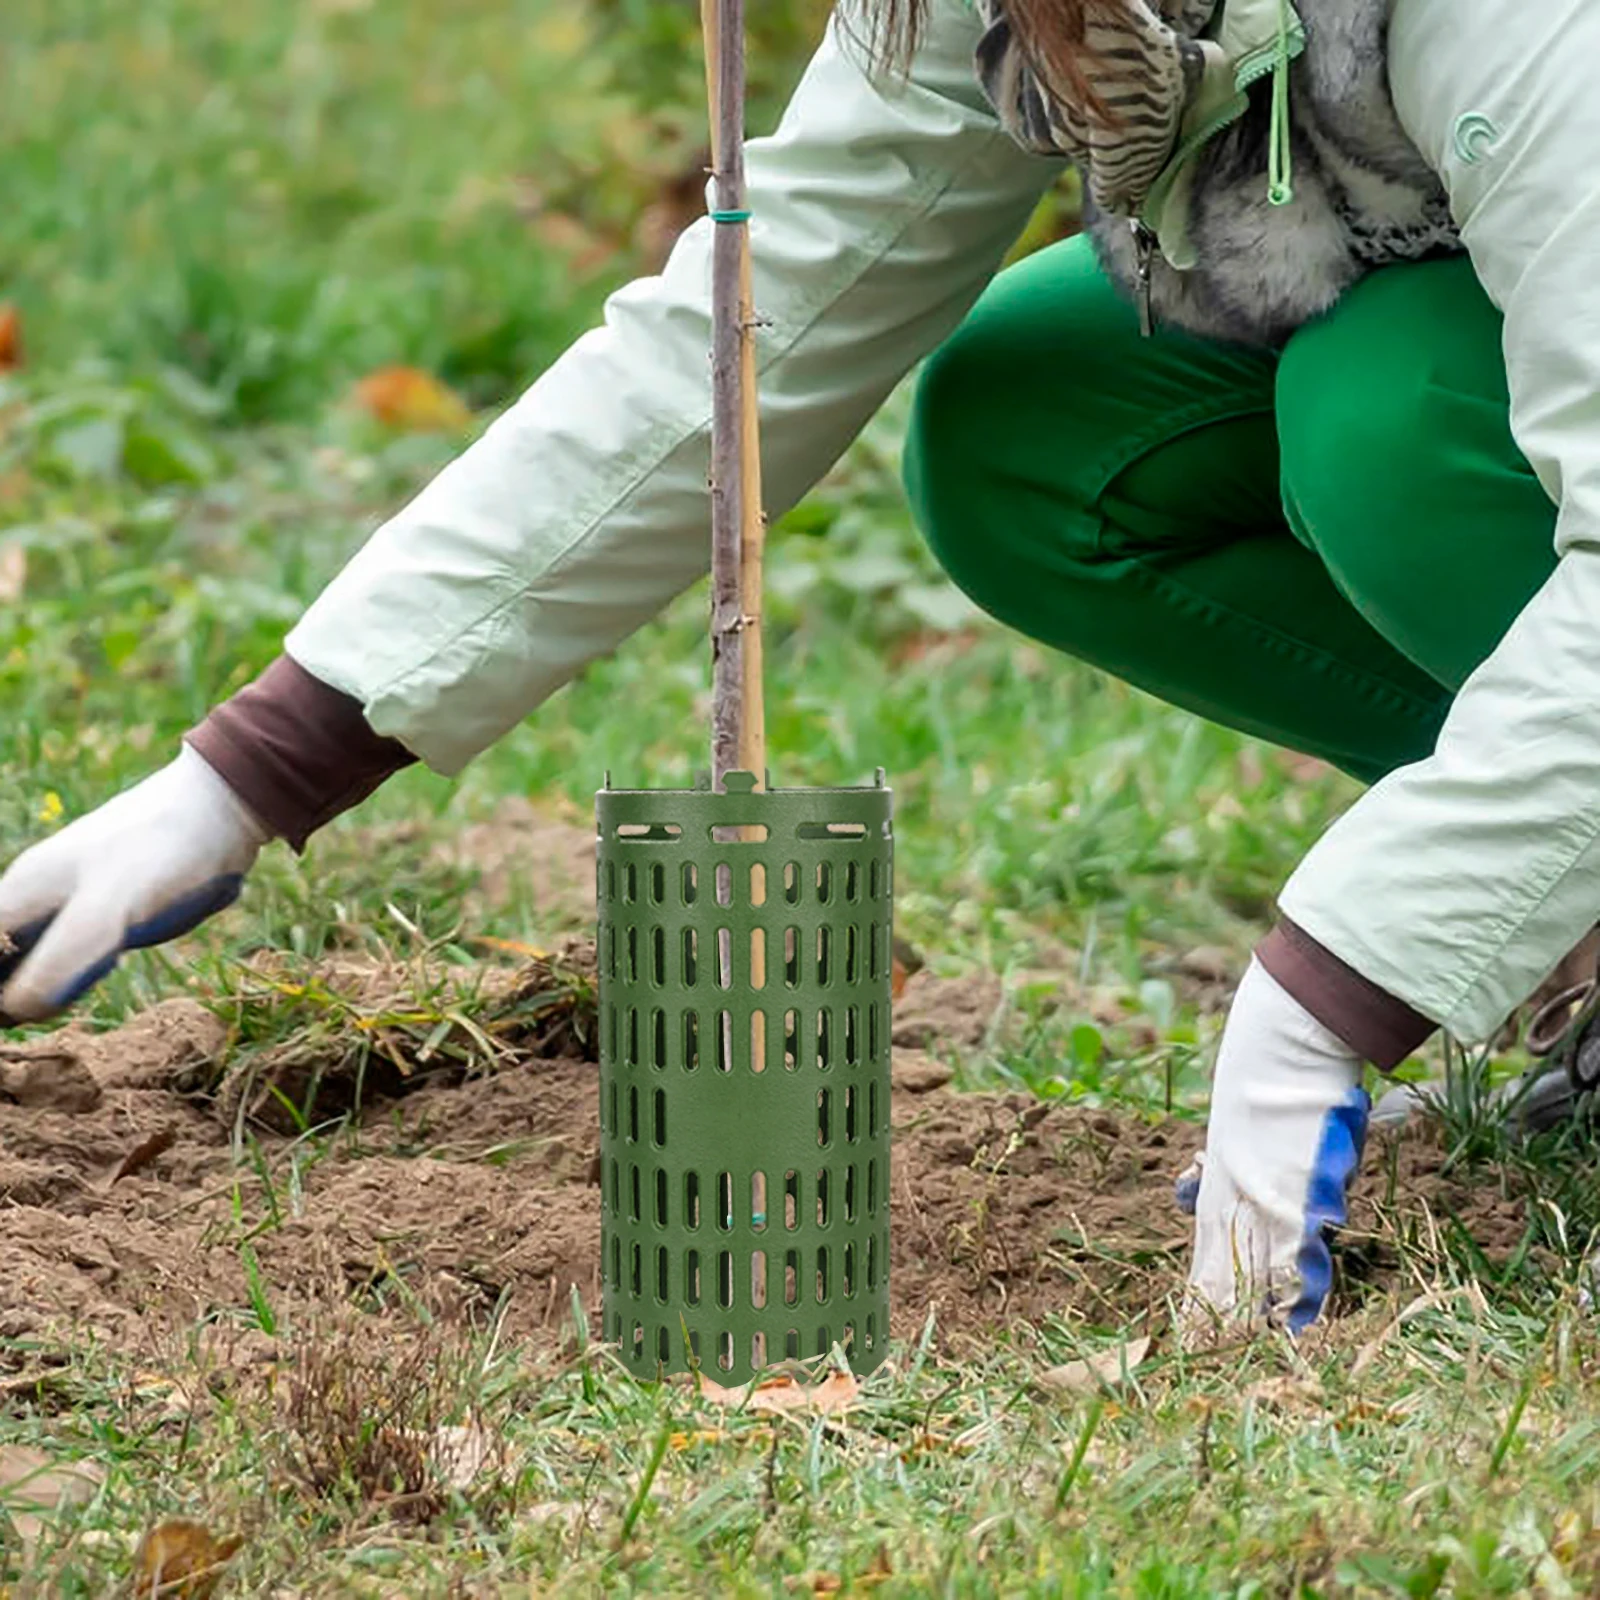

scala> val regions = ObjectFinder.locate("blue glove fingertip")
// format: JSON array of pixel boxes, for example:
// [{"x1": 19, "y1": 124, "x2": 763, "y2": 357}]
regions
[{"x1": 1285, "y1": 1087, "x2": 1371, "y2": 1335}]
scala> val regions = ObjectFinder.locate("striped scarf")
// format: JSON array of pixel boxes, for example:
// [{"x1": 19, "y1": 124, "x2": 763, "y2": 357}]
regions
[
  {"x1": 974, "y1": 0, "x2": 1221, "y2": 217},
  {"x1": 972, "y1": 0, "x2": 1460, "y2": 346}
]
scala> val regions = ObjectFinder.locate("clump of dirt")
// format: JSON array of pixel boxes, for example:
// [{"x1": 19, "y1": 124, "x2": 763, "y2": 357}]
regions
[
  {"x1": 214, "y1": 944, "x2": 597, "y2": 1133},
  {"x1": 0, "y1": 952, "x2": 1558, "y2": 1378},
  {"x1": 891, "y1": 970, "x2": 1003, "y2": 1051}
]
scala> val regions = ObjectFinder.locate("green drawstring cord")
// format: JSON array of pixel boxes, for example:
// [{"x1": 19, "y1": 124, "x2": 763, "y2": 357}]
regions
[{"x1": 1267, "y1": 0, "x2": 1294, "y2": 206}]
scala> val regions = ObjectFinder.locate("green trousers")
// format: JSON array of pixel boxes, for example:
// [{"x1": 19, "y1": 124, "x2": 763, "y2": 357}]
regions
[{"x1": 904, "y1": 238, "x2": 1553, "y2": 786}]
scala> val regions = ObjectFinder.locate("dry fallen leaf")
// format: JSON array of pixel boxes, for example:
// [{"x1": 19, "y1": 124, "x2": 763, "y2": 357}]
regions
[
  {"x1": 0, "y1": 545, "x2": 26, "y2": 603},
  {"x1": 350, "y1": 366, "x2": 472, "y2": 434},
  {"x1": 791, "y1": 1547, "x2": 893, "y2": 1594},
  {"x1": 0, "y1": 1445, "x2": 104, "y2": 1551},
  {"x1": 131, "y1": 1518, "x2": 244, "y2": 1599},
  {"x1": 105, "y1": 1124, "x2": 177, "y2": 1187},
  {"x1": 520, "y1": 1498, "x2": 588, "y2": 1534},
  {"x1": 1243, "y1": 1374, "x2": 1324, "y2": 1412},
  {"x1": 0, "y1": 304, "x2": 22, "y2": 373},
  {"x1": 428, "y1": 1423, "x2": 499, "y2": 1492},
  {"x1": 668, "y1": 1429, "x2": 727, "y2": 1451},
  {"x1": 130, "y1": 1371, "x2": 197, "y2": 1422},
  {"x1": 697, "y1": 1369, "x2": 860, "y2": 1417},
  {"x1": 753, "y1": 1371, "x2": 860, "y2": 1417},
  {"x1": 1175, "y1": 947, "x2": 1232, "y2": 985},
  {"x1": 1038, "y1": 1336, "x2": 1151, "y2": 1395},
  {"x1": 469, "y1": 935, "x2": 550, "y2": 960},
  {"x1": 889, "y1": 936, "x2": 924, "y2": 1001}
]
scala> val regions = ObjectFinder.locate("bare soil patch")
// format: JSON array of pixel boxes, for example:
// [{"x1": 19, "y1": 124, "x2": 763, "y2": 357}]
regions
[
  {"x1": 0, "y1": 961, "x2": 1552, "y2": 1375},
  {"x1": 436, "y1": 798, "x2": 597, "y2": 926}
]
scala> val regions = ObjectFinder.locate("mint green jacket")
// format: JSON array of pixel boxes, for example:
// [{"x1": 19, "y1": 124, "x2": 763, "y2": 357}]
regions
[{"x1": 289, "y1": 0, "x2": 1600, "y2": 1044}]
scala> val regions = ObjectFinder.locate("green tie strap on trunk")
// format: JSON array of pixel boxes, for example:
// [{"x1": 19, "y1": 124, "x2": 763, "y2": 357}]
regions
[{"x1": 596, "y1": 770, "x2": 894, "y2": 1384}]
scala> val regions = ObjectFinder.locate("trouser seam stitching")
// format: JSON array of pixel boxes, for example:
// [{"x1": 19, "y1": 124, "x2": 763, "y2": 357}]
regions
[{"x1": 1119, "y1": 561, "x2": 1449, "y2": 724}]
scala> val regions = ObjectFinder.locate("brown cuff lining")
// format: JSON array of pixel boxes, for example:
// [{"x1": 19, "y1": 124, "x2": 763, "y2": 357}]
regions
[
  {"x1": 186, "y1": 655, "x2": 417, "y2": 852},
  {"x1": 1257, "y1": 917, "x2": 1436, "y2": 1072}
]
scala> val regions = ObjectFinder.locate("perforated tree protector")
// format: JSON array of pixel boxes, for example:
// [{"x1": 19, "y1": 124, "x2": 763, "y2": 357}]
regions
[{"x1": 596, "y1": 771, "x2": 894, "y2": 1384}]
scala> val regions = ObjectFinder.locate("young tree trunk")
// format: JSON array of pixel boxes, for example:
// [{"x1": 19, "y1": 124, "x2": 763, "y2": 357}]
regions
[{"x1": 703, "y1": 0, "x2": 766, "y2": 790}]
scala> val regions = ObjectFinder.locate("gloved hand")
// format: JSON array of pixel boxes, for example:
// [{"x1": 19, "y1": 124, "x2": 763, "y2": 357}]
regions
[
  {"x1": 0, "y1": 745, "x2": 268, "y2": 1022},
  {"x1": 1178, "y1": 958, "x2": 1369, "y2": 1338}
]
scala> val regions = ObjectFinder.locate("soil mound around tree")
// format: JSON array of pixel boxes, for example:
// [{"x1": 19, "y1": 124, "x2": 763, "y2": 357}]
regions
[{"x1": 0, "y1": 961, "x2": 1552, "y2": 1376}]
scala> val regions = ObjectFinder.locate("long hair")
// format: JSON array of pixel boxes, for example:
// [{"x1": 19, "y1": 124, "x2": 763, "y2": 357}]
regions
[{"x1": 859, "y1": 0, "x2": 1124, "y2": 121}]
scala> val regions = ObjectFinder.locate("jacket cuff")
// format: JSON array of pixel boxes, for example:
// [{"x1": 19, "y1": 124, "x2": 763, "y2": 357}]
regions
[
  {"x1": 185, "y1": 656, "x2": 417, "y2": 852},
  {"x1": 1256, "y1": 917, "x2": 1437, "y2": 1071}
]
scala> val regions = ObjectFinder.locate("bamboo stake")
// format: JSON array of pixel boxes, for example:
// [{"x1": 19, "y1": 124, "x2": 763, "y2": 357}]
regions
[
  {"x1": 702, "y1": 0, "x2": 766, "y2": 791},
  {"x1": 703, "y1": 0, "x2": 768, "y2": 1049}
]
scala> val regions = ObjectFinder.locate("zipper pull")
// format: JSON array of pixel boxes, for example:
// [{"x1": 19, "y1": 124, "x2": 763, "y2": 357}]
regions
[{"x1": 1132, "y1": 221, "x2": 1157, "y2": 338}]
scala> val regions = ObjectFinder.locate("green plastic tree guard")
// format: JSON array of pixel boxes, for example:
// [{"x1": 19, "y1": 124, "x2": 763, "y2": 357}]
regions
[{"x1": 596, "y1": 770, "x2": 894, "y2": 1384}]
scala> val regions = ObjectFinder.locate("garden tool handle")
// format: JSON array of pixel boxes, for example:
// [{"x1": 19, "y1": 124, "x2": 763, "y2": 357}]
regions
[{"x1": 702, "y1": 0, "x2": 767, "y2": 789}]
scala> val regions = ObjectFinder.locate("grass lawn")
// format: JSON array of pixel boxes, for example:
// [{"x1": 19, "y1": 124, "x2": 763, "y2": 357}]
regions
[{"x1": 4, "y1": 1, "x2": 1600, "y2": 1595}]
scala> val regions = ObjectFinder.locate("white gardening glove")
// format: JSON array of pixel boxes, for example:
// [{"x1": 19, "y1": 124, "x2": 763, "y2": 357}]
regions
[
  {"x1": 0, "y1": 745, "x2": 268, "y2": 1022},
  {"x1": 1177, "y1": 959, "x2": 1369, "y2": 1337}
]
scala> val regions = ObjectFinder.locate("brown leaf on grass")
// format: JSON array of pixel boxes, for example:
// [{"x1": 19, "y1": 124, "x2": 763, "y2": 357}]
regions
[
  {"x1": 887, "y1": 628, "x2": 984, "y2": 667},
  {"x1": 1243, "y1": 1374, "x2": 1324, "y2": 1412},
  {"x1": 1175, "y1": 947, "x2": 1232, "y2": 985},
  {"x1": 104, "y1": 1124, "x2": 177, "y2": 1188},
  {"x1": 668, "y1": 1428, "x2": 727, "y2": 1451},
  {"x1": 468, "y1": 935, "x2": 550, "y2": 961},
  {"x1": 791, "y1": 1547, "x2": 893, "y2": 1594},
  {"x1": 1038, "y1": 1336, "x2": 1151, "y2": 1395},
  {"x1": 130, "y1": 1371, "x2": 197, "y2": 1422},
  {"x1": 0, "y1": 545, "x2": 26, "y2": 603},
  {"x1": 0, "y1": 1445, "x2": 104, "y2": 1551},
  {"x1": 890, "y1": 937, "x2": 924, "y2": 1001},
  {"x1": 131, "y1": 1518, "x2": 244, "y2": 1599},
  {"x1": 697, "y1": 1369, "x2": 861, "y2": 1417},
  {"x1": 350, "y1": 366, "x2": 472, "y2": 434},
  {"x1": 426, "y1": 1423, "x2": 501, "y2": 1492},
  {"x1": 0, "y1": 304, "x2": 22, "y2": 372}
]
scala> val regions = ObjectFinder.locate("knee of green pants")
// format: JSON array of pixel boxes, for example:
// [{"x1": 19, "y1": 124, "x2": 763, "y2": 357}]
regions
[
  {"x1": 906, "y1": 241, "x2": 1108, "y2": 614},
  {"x1": 905, "y1": 234, "x2": 1276, "y2": 617},
  {"x1": 1278, "y1": 256, "x2": 1556, "y2": 690}
]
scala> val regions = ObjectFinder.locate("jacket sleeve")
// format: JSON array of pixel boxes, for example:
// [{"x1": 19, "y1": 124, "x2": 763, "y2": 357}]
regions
[
  {"x1": 1276, "y1": 0, "x2": 1600, "y2": 1043},
  {"x1": 285, "y1": 0, "x2": 1056, "y2": 774}
]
